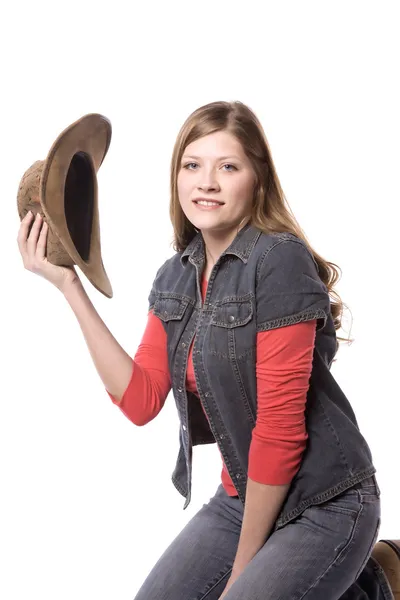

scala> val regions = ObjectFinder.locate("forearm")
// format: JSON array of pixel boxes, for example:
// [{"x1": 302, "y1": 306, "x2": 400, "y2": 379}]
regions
[
  {"x1": 232, "y1": 477, "x2": 290, "y2": 573},
  {"x1": 62, "y1": 279, "x2": 133, "y2": 401}
]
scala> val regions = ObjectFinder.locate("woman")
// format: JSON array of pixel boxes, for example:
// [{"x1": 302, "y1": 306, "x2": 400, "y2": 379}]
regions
[{"x1": 17, "y1": 101, "x2": 396, "y2": 599}]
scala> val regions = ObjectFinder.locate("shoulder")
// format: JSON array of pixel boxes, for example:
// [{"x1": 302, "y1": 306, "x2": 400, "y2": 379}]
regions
[
  {"x1": 256, "y1": 230, "x2": 313, "y2": 259},
  {"x1": 149, "y1": 253, "x2": 183, "y2": 290},
  {"x1": 255, "y1": 231, "x2": 319, "y2": 278},
  {"x1": 253, "y1": 232, "x2": 330, "y2": 332}
]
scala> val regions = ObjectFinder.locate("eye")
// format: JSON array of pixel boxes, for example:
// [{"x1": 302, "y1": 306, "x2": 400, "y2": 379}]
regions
[{"x1": 182, "y1": 162, "x2": 237, "y2": 171}]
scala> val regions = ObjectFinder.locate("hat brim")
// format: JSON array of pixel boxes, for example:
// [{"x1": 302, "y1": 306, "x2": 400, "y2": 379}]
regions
[{"x1": 40, "y1": 114, "x2": 112, "y2": 298}]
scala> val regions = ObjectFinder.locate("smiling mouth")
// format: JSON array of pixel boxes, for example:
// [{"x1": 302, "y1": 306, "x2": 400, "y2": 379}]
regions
[{"x1": 193, "y1": 200, "x2": 224, "y2": 206}]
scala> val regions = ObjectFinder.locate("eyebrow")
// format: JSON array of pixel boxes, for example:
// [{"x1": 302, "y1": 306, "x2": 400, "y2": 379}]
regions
[{"x1": 182, "y1": 155, "x2": 241, "y2": 161}]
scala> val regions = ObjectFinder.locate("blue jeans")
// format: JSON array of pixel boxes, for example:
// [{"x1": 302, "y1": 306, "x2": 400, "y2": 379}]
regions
[{"x1": 134, "y1": 476, "x2": 393, "y2": 599}]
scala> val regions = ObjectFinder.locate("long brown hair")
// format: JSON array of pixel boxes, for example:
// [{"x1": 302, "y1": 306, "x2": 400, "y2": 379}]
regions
[{"x1": 169, "y1": 100, "x2": 353, "y2": 353}]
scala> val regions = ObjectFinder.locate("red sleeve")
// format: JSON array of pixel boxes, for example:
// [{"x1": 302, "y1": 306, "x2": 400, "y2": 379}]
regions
[
  {"x1": 248, "y1": 319, "x2": 317, "y2": 485},
  {"x1": 106, "y1": 310, "x2": 171, "y2": 426}
]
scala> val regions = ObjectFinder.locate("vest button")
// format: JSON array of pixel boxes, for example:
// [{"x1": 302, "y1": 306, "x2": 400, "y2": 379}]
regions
[
  {"x1": 236, "y1": 473, "x2": 241, "y2": 479},
  {"x1": 182, "y1": 424, "x2": 187, "y2": 431},
  {"x1": 229, "y1": 315, "x2": 235, "y2": 322},
  {"x1": 177, "y1": 387, "x2": 183, "y2": 393},
  {"x1": 181, "y1": 342, "x2": 186, "y2": 348},
  {"x1": 219, "y1": 434, "x2": 225, "y2": 440}
]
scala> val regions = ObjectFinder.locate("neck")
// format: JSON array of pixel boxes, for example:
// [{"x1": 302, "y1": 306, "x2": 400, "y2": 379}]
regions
[{"x1": 201, "y1": 218, "x2": 250, "y2": 270}]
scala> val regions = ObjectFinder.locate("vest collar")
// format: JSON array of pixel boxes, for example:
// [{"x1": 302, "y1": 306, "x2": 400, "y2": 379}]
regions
[{"x1": 180, "y1": 221, "x2": 262, "y2": 267}]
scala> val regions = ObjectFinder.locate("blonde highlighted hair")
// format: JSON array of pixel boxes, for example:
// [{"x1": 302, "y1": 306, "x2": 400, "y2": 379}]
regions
[{"x1": 169, "y1": 100, "x2": 353, "y2": 354}]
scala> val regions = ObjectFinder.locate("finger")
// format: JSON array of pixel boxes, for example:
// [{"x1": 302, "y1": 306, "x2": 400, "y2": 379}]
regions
[
  {"x1": 26, "y1": 213, "x2": 44, "y2": 258},
  {"x1": 36, "y1": 221, "x2": 48, "y2": 261},
  {"x1": 17, "y1": 211, "x2": 34, "y2": 253}
]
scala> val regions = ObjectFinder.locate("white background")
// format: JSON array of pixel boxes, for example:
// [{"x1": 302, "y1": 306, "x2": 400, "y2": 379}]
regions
[{"x1": 1, "y1": 1, "x2": 399, "y2": 598}]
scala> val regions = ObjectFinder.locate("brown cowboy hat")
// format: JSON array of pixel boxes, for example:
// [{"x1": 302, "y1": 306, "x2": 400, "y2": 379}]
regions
[{"x1": 17, "y1": 113, "x2": 113, "y2": 298}]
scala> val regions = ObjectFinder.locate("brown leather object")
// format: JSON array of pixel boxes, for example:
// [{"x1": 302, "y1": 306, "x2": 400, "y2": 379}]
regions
[
  {"x1": 17, "y1": 114, "x2": 113, "y2": 298},
  {"x1": 372, "y1": 540, "x2": 400, "y2": 599}
]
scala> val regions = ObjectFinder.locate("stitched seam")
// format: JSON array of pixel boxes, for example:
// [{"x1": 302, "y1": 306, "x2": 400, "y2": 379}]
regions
[
  {"x1": 256, "y1": 238, "x2": 322, "y2": 287},
  {"x1": 275, "y1": 468, "x2": 377, "y2": 529},
  {"x1": 256, "y1": 238, "x2": 286, "y2": 282},
  {"x1": 257, "y1": 308, "x2": 327, "y2": 332},
  {"x1": 197, "y1": 567, "x2": 232, "y2": 600},
  {"x1": 297, "y1": 500, "x2": 364, "y2": 599}
]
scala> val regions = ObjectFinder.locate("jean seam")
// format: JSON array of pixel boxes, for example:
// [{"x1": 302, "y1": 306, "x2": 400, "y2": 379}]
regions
[
  {"x1": 197, "y1": 567, "x2": 233, "y2": 600},
  {"x1": 370, "y1": 556, "x2": 396, "y2": 600},
  {"x1": 353, "y1": 515, "x2": 381, "y2": 581},
  {"x1": 297, "y1": 498, "x2": 364, "y2": 599}
]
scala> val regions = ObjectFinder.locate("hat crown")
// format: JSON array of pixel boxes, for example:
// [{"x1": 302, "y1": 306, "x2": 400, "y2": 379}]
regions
[
  {"x1": 17, "y1": 160, "x2": 73, "y2": 267},
  {"x1": 17, "y1": 160, "x2": 44, "y2": 219}
]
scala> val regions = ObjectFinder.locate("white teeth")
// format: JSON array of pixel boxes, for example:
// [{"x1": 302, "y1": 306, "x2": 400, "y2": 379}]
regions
[{"x1": 196, "y1": 201, "x2": 221, "y2": 206}]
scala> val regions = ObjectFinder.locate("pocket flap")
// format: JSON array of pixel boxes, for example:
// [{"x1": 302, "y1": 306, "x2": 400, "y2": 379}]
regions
[
  {"x1": 153, "y1": 295, "x2": 188, "y2": 322},
  {"x1": 211, "y1": 299, "x2": 253, "y2": 328}
]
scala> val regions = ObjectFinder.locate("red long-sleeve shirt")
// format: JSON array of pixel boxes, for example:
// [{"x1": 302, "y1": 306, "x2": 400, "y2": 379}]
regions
[{"x1": 107, "y1": 275, "x2": 317, "y2": 494}]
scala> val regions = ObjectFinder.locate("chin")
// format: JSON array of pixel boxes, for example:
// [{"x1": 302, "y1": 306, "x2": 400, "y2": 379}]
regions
[{"x1": 194, "y1": 222, "x2": 233, "y2": 234}]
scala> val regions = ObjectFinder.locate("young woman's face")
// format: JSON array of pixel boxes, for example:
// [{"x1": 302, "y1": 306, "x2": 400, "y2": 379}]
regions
[{"x1": 177, "y1": 130, "x2": 256, "y2": 235}]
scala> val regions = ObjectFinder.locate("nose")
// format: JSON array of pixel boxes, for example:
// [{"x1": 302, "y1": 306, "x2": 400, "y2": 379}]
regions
[
  {"x1": 197, "y1": 178, "x2": 220, "y2": 193},
  {"x1": 193, "y1": 164, "x2": 218, "y2": 192},
  {"x1": 199, "y1": 184, "x2": 216, "y2": 193}
]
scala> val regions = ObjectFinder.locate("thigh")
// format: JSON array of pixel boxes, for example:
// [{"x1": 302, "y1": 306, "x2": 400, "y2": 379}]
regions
[
  {"x1": 133, "y1": 485, "x2": 242, "y2": 600},
  {"x1": 223, "y1": 478, "x2": 381, "y2": 600}
]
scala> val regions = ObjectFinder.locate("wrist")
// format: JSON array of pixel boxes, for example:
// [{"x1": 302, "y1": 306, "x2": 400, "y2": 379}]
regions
[{"x1": 60, "y1": 277, "x2": 84, "y2": 299}]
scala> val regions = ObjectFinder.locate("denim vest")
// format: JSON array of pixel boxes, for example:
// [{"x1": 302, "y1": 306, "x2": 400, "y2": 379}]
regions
[{"x1": 148, "y1": 223, "x2": 377, "y2": 532}]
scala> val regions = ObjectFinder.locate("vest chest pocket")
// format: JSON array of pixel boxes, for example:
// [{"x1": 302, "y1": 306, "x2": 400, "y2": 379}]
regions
[
  {"x1": 209, "y1": 296, "x2": 255, "y2": 359},
  {"x1": 211, "y1": 298, "x2": 253, "y2": 328},
  {"x1": 152, "y1": 295, "x2": 191, "y2": 355},
  {"x1": 153, "y1": 295, "x2": 189, "y2": 322}
]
